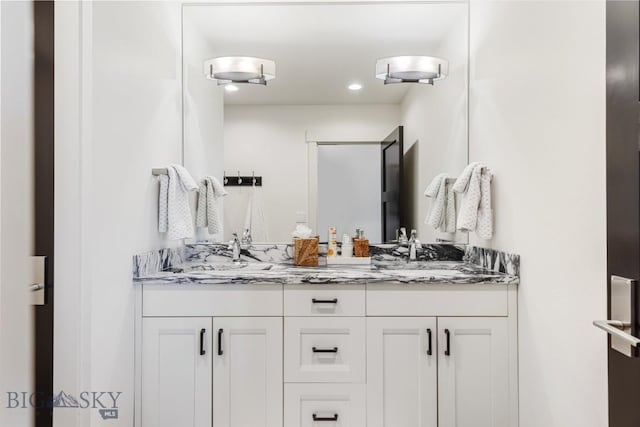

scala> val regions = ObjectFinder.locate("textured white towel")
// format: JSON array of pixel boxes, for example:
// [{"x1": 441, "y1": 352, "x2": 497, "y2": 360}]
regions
[
  {"x1": 196, "y1": 176, "x2": 228, "y2": 235},
  {"x1": 163, "y1": 165, "x2": 198, "y2": 240},
  {"x1": 425, "y1": 174, "x2": 457, "y2": 232},
  {"x1": 452, "y1": 162, "x2": 481, "y2": 194},
  {"x1": 453, "y1": 163, "x2": 493, "y2": 239},
  {"x1": 424, "y1": 173, "x2": 448, "y2": 229},
  {"x1": 455, "y1": 165, "x2": 482, "y2": 231},
  {"x1": 477, "y1": 168, "x2": 493, "y2": 239},
  {"x1": 158, "y1": 174, "x2": 169, "y2": 233},
  {"x1": 444, "y1": 180, "x2": 457, "y2": 233}
]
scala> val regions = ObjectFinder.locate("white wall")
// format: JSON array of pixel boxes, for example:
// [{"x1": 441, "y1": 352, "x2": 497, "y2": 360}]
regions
[
  {"x1": 55, "y1": 2, "x2": 188, "y2": 426},
  {"x1": 0, "y1": 2, "x2": 35, "y2": 426},
  {"x1": 400, "y1": 6, "x2": 468, "y2": 242},
  {"x1": 318, "y1": 144, "x2": 382, "y2": 243},
  {"x1": 224, "y1": 104, "x2": 400, "y2": 241},
  {"x1": 469, "y1": 1, "x2": 607, "y2": 426}
]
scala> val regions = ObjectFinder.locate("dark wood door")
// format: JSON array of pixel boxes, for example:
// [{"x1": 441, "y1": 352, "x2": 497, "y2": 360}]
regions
[
  {"x1": 381, "y1": 126, "x2": 404, "y2": 242},
  {"x1": 607, "y1": 1, "x2": 640, "y2": 426},
  {"x1": 34, "y1": 2, "x2": 54, "y2": 426}
]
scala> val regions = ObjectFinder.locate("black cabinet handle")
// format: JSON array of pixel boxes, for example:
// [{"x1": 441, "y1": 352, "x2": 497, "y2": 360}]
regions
[
  {"x1": 217, "y1": 328, "x2": 224, "y2": 356},
  {"x1": 312, "y1": 298, "x2": 338, "y2": 304},
  {"x1": 444, "y1": 329, "x2": 451, "y2": 356},
  {"x1": 426, "y1": 328, "x2": 432, "y2": 356},
  {"x1": 313, "y1": 413, "x2": 339, "y2": 422},
  {"x1": 199, "y1": 329, "x2": 206, "y2": 356},
  {"x1": 312, "y1": 347, "x2": 338, "y2": 353}
]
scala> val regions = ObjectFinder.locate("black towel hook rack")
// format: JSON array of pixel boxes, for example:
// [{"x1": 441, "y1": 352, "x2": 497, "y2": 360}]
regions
[{"x1": 223, "y1": 171, "x2": 263, "y2": 187}]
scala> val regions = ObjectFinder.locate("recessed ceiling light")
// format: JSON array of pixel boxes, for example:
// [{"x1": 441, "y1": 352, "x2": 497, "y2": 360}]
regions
[
  {"x1": 348, "y1": 83, "x2": 363, "y2": 91},
  {"x1": 225, "y1": 84, "x2": 239, "y2": 92}
]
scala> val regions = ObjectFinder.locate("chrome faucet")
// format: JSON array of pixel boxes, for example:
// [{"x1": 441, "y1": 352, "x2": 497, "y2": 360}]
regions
[
  {"x1": 241, "y1": 228, "x2": 252, "y2": 247},
  {"x1": 408, "y1": 229, "x2": 419, "y2": 261},
  {"x1": 230, "y1": 233, "x2": 241, "y2": 263},
  {"x1": 397, "y1": 227, "x2": 408, "y2": 246}
]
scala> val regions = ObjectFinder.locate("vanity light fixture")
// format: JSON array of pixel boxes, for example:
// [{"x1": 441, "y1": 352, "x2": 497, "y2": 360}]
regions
[
  {"x1": 224, "y1": 84, "x2": 239, "y2": 92},
  {"x1": 348, "y1": 83, "x2": 363, "y2": 91},
  {"x1": 375, "y1": 56, "x2": 448, "y2": 85},
  {"x1": 204, "y1": 56, "x2": 276, "y2": 86}
]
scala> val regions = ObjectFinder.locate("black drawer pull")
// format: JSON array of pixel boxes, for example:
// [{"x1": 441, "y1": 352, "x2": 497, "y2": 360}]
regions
[
  {"x1": 444, "y1": 328, "x2": 451, "y2": 356},
  {"x1": 217, "y1": 328, "x2": 224, "y2": 356},
  {"x1": 312, "y1": 298, "x2": 338, "y2": 304},
  {"x1": 312, "y1": 346, "x2": 338, "y2": 353},
  {"x1": 426, "y1": 328, "x2": 432, "y2": 356},
  {"x1": 199, "y1": 329, "x2": 206, "y2": 356},
  {"x1": 313, "y1": 413, "x2": 338, "y2": 422}
]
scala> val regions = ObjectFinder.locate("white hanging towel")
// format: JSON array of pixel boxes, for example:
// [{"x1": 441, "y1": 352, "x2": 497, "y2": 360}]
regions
[
  {"x1": 453, "y1": 162, "x2": 493, "y2": 239},
  {"x1": 243, "y1": 186, "x2": 268, "y2": 242},
  {"x1": 477, "y1": 168, "x2": 493, "y2": 239},
  {"x1": 454, "y1": 164, "x2": 482, "y2": 232},
  {"x1": 424, "y1": 173, "x2": 457, "y2": 233},
  {"x1": 444, "y1": 179, "x2": 457, "y2": 233},
  {"x1": 424, "y1": 173, "x2": 447, "y2": 229},
  {"x1": 196, "y1": 176, "x2": 228, "y2": 235},
  {"x1": 158, "y1": 165, "x2": 198, "y2": 240},
  {"x1": 158, "y1": 174, "x2": 169, "y2": 233}
]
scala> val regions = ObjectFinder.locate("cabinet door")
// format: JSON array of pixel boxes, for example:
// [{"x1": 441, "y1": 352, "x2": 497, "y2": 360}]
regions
[
  {"x1": 366, "y1": 317, "x2": 437, "y2": 427},
  {"x1": 213, "y1": 317, "x2": 283, "y2": 427},
  {"x1": 438, "y1": 317, "x2": 509, "y2": 427},
  {"x1": 142, "y1": 317, "x2": 212, "y2": 427}
]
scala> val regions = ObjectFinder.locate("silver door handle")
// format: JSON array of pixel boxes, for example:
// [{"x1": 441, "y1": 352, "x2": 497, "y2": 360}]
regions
[{"x1": 593, "y1": 320, "x2": 640, "y2": 347}]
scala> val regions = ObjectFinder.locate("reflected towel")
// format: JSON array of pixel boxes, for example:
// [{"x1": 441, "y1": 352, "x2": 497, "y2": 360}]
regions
[
  {"x1": 196, "y1": 176, "x2": 228, "y2": 235},
  {"x1": 424, "y1": 173, "x2": 448, "y2": 229},
  {"x1": 424, "y1": 174, "x2": 456, "y2": 232},
  {"x1": 243, "y1": 186, "x2": 268, "y2": 242}
]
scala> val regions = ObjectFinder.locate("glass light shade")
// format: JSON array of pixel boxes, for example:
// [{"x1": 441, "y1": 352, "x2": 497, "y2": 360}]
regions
[
  {"x1": 375, "y1": 56, "x2": 448, "y2": 83},
  {"x1": 204, "y1": 56, "x2": 276, "y2": 84}
]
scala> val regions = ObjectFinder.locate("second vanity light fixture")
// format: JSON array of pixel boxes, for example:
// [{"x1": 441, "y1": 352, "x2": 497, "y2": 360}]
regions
[
  {"x1": 204, "y1": 56, "x2": 276, "y2": 86},
  {"x1": 375, "y1": 56, "x2": 448, "y2": 85}
]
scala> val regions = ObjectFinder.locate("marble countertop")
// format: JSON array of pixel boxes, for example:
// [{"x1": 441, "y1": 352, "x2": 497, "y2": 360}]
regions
[{"x1": 134, "y1": 259, "x2": 519, "y2": 286}]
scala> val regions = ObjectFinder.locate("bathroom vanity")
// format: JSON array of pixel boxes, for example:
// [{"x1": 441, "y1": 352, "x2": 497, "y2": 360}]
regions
[{"x1": 134, "y1": 245, "x2": 519, "y2": 427}]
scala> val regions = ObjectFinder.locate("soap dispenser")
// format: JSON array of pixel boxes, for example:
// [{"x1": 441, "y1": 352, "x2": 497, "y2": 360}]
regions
[
  {"x1": 354, "y1": 229, "x2": 369, "y2": 257},
  {"x1": 341, "y1": 234, "x2": 353, "y2": 258}
]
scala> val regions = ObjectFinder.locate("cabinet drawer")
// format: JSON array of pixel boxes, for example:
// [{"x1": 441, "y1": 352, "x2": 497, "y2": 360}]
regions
[
  {"x1": 142, "y1": 283, "x2": 283, "y2": 316},
  {"x1": 284, "y1": 285, "x2": 365, "y2": 316},
  {"x1": 284, "y1": 383, "x2": 366, "y2": 427},
  {"x1": 284, "y1": 317, "x2": 366, "y2": 383},
  {"x1": 366, "y1": 283, "x2": 509, "y2": 316}
]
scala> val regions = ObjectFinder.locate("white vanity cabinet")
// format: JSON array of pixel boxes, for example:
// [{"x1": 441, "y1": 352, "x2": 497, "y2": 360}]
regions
[
  {"x1": 139, "y1": 282, "x2": 518, "y2": 427},
  {"x1": 140, "y1": 284, "x2": 284, "y2": 427},
  {"x1": 365, "y1": 284, "x2": 517, "y2": 427}
]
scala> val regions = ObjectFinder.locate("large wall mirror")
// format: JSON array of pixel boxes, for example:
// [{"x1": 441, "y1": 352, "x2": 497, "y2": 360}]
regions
[{"x1": 182, "y1": 2, "x2": 469, "y2": 244}]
